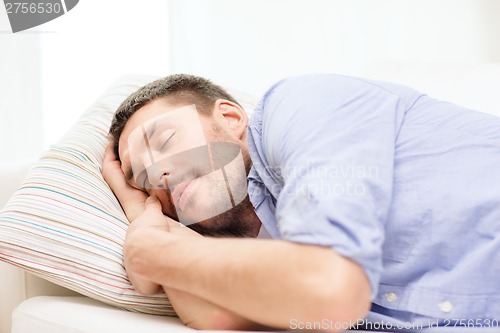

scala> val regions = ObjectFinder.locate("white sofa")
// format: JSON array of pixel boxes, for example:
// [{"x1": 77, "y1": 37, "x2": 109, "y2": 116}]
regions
[{"x1": 1, "y1": 65, "x2": 500, "y2": 333}]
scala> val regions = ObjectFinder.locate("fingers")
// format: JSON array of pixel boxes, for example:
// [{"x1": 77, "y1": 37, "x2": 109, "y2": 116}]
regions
[
  {"x1": 103, "y1": 141, "x2": 117, "y2": 164},
  {"x1": 133, "y1": 196, "x2": 171, "y2": 231},
  {"x1": 145, "y1": 196, "x2": 177, "y2": 224},
  {"x1": 145, "y1": 196, "x2": 161, "y2": 209},
  {"x1": 102, "y1": 141, "x2": 134, "y2": 194},
  {"x1": 140, "y1": 196, "x2": 202, "y2": 237},
  {"x1": 102, "y1": 141, "x2": 124, "y2": 187},
  {"x1": 102, "y1": 158, "x2": 128, "y2": 194},
  {"x1": 144, "y1": 196, "x2": 167, "y2": 219},
  {"x1": 102, "y1": 140, "x2": 148, "y2": 221}
]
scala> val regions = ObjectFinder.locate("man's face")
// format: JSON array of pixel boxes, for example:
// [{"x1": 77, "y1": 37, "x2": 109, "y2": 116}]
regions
[{"x1": 118, "y1": 97, "x2": 251, "y2": 231}]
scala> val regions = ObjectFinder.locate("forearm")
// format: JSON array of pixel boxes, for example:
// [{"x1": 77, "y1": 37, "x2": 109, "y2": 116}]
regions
[
  {"x1": 124, "y1": 220, "x2": 265, "y2": 330},
  {"x1": 126, "y1": 264, "x2": 162, "y2": 295},
  {"x1": 164, "y1": 286, "x2": 268, "y2": 330},
  {"x1": 125, "y1": 229, "x2": 371, "y2": 330},
  {"x1": 129, "y1": 266, "x2": 267, "y2": 330},
  {"x1": 124, "y1": 222, "x2": 169, "y2": 295}
]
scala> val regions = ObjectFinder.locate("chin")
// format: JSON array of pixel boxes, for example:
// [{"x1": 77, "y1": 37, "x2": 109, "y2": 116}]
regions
[
  {"x1": 186, "y1": 196, "x2": 257, "y2": 238},
  {"x1": 176, "y1": 182, "x2": 235, "y2": 225},
  {"x1": 176, "y1": 201, "x2": 227, "y2": 226}
]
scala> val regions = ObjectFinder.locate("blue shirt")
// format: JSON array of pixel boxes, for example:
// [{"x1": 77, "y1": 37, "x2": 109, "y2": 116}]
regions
[{"x1": 247, "y1": 74, "x2": 500, "y2": 327}]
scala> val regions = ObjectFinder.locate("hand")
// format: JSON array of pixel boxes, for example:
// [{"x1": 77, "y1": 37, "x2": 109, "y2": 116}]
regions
[
  {"x1": 128, "y1": 195, "x2": 202, "y2": 238},
  {"x1": 102, "y1": 141, "x2": 147, "y2": 222},
  {"x1": 123, "y1": 197, "x2": 262, "y2": 330},
  {"x1": 123, "y1": 195, "x2": 200, "y2": 295}
]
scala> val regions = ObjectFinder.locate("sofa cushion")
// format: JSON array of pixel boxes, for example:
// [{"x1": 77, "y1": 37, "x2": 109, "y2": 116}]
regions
[{"x1": 11, "y1": 296, "x2": 193, "y2": 333}]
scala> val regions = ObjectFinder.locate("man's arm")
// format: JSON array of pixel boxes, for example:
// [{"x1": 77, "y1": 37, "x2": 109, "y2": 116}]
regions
[
  {"x1": 124, "y1": 214, "x2": 372, "y2": 331},
  {"x1": 101, "y1": 143, "x2": 162, "y2": 294},
  {"x1": 105, "y1": 127, "x2": 371, "y2": 330},
  {"x1": 164, "y1": 287, "x2": 270, "y2": 330},
  {"x1": 102, "y1": 143, "x2": 264, "y2": 330}
]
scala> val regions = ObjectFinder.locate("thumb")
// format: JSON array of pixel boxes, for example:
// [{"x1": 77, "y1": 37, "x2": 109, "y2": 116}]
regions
[
  {"x1": 135, "y1": 196, "x2": 169, "y2": 231},
  {"x1": 145, "y1": 196, "x2": 161, "y2": 211}
]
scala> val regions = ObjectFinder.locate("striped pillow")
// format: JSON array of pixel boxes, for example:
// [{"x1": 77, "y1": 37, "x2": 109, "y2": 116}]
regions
[{"x1": 0, "y1": 75, "x2": 257, "y2": 315}]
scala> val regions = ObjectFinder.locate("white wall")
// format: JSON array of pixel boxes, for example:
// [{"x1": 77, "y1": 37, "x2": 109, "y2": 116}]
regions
[
  {"x1": 0, "y1": 10, "x2": 43, "y2": 163},
  {"x1": 39, "y1": 0, "x2": 170, "y2": 147},
  {"x1": 1, "y1": 0, "x2": 170, "y2": 163},
  {"x1": 169, "y1": 0, "x2": 500, "y2": 97}
]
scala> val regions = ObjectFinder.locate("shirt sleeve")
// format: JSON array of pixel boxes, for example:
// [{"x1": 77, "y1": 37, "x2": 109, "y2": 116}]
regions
[{"x1": 260, "y1": 74, "x2": 403, "y2": 299}]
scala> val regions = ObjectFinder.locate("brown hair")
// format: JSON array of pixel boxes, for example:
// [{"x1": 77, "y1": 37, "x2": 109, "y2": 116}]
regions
[{"x1": 109, "y1": 74, "x2": 240, "y2": 159}]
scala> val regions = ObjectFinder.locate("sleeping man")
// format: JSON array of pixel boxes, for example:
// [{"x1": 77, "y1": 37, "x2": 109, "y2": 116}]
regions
[{"x1": 102, "y1": 73, "x2": 500, "y2": 331}]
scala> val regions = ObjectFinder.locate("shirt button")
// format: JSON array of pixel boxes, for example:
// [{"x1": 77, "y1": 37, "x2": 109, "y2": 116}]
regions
[
  {"x1": 385, "y1": 292, "x2": 398, "y2": 302},
  {"x1": 439, "y1": 301, "x2": 453, "y2": 313}
]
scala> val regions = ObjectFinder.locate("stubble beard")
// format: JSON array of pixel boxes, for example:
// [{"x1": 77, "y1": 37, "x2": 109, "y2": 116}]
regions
[{"x1": 186, "y1": 128, "x2": 259, "y2": 238}]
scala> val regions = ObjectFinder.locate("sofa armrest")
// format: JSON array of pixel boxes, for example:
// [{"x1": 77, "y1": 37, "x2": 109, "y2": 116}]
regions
[{"x1": 0, "y1": 262, "x2": 25, "y2": 333}]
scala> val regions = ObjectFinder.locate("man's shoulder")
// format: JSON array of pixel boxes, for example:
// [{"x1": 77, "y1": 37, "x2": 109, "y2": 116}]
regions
[
  {"x1": 267, "y1": 73, "x2": 371, "y2": 94},
  {"x1": 266, "y1": 73, "x2": 421, "y2": 100},
  {"x1": 260, "y1": 73, "x2": 414, "y2": 111}
]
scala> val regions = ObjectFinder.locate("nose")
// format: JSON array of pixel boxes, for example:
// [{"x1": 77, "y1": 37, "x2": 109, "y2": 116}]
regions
[{"x1": 146, "y1": 162, "x2": 172, "y2": 189}]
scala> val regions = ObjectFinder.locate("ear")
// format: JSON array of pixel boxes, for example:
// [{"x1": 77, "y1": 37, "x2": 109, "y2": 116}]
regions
[{"x1": 213, "y1": 99, "x2": 248, "y2": 140}]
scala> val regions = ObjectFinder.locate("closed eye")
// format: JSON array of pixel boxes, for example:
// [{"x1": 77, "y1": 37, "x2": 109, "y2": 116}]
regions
[{"x1": 160, "y1": 131, "x2": 175, "y2": 151}]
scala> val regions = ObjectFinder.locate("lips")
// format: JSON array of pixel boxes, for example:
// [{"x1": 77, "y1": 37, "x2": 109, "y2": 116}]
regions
[{"x1": 171, "y1": 178, "x2": 198, "y2": 211}]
